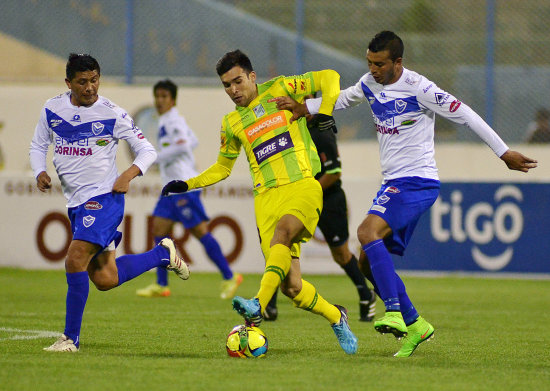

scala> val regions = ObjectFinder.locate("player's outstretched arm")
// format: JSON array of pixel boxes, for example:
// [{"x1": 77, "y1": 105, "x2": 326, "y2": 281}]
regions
[
  {"x1": 269, "y1": 96, "x2": 308, "y2": 123},
  {"x1": 36, "y1": 171, "x2": 52, "y2": 192},
  {"x1": 162, "y1": 154, "x2": 236, "y2": 196},
  {"x1": 500, "y1": 150, "x2": 538, "y2": 173}
]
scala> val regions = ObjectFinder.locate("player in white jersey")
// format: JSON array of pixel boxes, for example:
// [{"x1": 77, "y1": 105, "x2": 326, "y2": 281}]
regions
[
  {"x1": 273, "y1": 31, "x2": 537, "y2": 357},
  {"x1": 30, "y1": 54, "x2": 190, "y2": 353},
  {"x1": 136, "y1": 79, "x2": 242, "y2": 299}
]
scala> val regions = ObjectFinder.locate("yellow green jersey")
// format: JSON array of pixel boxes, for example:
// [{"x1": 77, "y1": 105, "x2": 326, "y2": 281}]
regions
[{"x1": 219, "y1": 69, "x2": 340, "y2": 196}]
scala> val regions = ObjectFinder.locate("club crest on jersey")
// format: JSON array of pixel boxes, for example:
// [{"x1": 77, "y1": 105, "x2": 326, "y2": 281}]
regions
[
  {"x1": 253, "y1": 104, "x2": 266, "y2": 118},
  {"x1": 395, "y1": 99, "x2": 407, "y2": 113},
  {"x1": 92, "y1": 122, "x2": 104, "y2": 135},
  {"x1": 377, "y1": 194, "x2": 391, "y2": 204},
  {"x1": 83, "y1": 215, "x2": 95, "y2": 228},
  {"x1": 71, "y1": 114, "x2": 81, "y2": 122}
]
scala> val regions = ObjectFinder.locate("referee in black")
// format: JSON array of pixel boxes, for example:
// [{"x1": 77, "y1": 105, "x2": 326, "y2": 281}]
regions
[{"x1": 264, "y1": 95, "x2": 377, "y2": 322}]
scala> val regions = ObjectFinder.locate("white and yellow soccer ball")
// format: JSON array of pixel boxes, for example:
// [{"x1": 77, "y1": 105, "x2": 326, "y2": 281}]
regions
[{"x1": 226, "y1": 324, "x2": 268, "y2": 358}]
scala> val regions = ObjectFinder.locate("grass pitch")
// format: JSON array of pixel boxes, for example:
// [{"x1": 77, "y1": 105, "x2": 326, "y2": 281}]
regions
[{"x1": 1, "y1": 268, "x2": 549, "y2": 391}]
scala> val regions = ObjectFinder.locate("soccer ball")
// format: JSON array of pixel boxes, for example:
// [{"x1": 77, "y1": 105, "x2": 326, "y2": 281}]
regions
[{"x1": 226, "y1": 324, "x2": 268, "y2": 358}]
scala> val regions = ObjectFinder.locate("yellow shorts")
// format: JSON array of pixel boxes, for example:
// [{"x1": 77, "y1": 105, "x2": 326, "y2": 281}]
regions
[{"x1": 254, "y1": 177, "x2": 323, "y2": 259}]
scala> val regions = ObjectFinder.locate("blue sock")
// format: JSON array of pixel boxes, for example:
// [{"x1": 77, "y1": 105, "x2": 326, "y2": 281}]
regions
[
  {"x1": 64, "y1": 271, "x2": 89, "y2": 347},
  {"x1": 395, "y1": 273, "x2": 419, "y2": 325},
  {"x1": 154, "y1": 236, "x2": 169, "y2": 286},
  {"x1": 363, "y1": 239, "x2": 400, "y2": 312},
  {"x1": 116, "y1": 245, "x2": 170, "y2": 286},
  {"x1": 200, "y1": 232, "x2": 233, "y2": 280}
]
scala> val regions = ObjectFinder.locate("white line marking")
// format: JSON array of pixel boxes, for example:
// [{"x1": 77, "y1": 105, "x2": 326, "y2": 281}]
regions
[{"x1": 0, "y1": 327, "x2": 61, "y2": 341}]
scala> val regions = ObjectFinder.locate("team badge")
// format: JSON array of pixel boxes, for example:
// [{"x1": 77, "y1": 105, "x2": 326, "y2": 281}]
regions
[
  {"x1": 395, "y1": 99, "x2": 407, "y2": 113},
  {"x1": 377, "y1": 194, "x2": 391, "y2": 204},
  {"x1": 92, "y1": 122, "x2": 104, "y2": 135},
  {"x1": 253, "y1": 104, "x2": 266, "y2": 118},
  {"x1": 83, "y1": 215, "x2": 95, "y2": 228}
]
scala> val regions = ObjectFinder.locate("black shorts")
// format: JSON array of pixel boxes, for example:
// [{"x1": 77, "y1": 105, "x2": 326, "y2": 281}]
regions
[{"x1": 317, "y1": 187, "x2": 349, "y2": 247}]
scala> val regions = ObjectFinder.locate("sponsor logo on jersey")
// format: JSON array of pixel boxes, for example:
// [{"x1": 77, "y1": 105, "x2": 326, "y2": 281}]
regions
[
  {"x1": 253, "y1": 104, "x2": 266, "y2": 118},
  {"x1": 244, "y1": 112, "x2": 287, "y2": 143},
  {"x1": 55, "y1": 146, "x2": 93, "y2": 156},
  {"x1": 423, "y1": 84, "x2": 433, "y2": 93},
  {"x1": 92, "y1": 122, "x2": 105, "y2": 135},
  {"x1": 71, "y1": 114, "x2": 81, "y2": 122},
  {"x1": 450, "y1": 100, "x2": 462, "y2": 113},
  {"x1": 84, "y1": 201, "x2": 103, "y2": 210},
  {"x1": 50, "y1": 119, "x2": 63, "y2": 128},
  {"x1": 96, "y1": 139, "x2": 110, "y2": 146},
  {"x1": 400, "y1": 120, "x2": 417, "y2": 126},
  {"x1": 384, "y1": 186, "x2": 401, "y2": 194},
  {"x1": 435, "y1": 92, "x2": 450, "y2": 106},
  {"x1": 368, "y1": 96, "x2": 376, "y2": 105},
  {"x1": 83, "y1": 215, "x2": 95, "y2": 228},
  {"x1": 375, "y1": 123, "x2": 399, "y2": 135},
  {"x1": 253, "y1": 131, "x2": 294, "y2": 164},
  {"x1": 395, "y1": 99, "x2": 407, "y2": 113},
  {"x1": 377, "y1": 194, "x2": 391, "y2": 204},
  {"x1": 103, "y1": 101, "x2": 115, "y2": 109}
]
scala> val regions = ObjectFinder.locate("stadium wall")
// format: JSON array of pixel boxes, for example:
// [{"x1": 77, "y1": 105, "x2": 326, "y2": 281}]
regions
[{"x1": 1, "y1": 85, "x2": 548, "y2": 275}]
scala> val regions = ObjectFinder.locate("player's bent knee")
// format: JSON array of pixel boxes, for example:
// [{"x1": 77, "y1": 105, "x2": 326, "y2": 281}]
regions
[{"x1": 89, "y1": 273, "x2": 118, "y2": 291}]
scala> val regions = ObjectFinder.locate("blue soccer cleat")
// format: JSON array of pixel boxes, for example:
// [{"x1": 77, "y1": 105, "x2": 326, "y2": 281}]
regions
[
  {"x1": 332, "y1": 305, "x2": 358, "y2": 354},
  {"x1": 232, "y1": 296, "x2": 263, "y2": 326}
]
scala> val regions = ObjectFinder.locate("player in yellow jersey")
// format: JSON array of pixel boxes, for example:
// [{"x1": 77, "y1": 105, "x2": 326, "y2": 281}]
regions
[{"x1": 162, "y1": 50, "x2": 357, "y2": 354}]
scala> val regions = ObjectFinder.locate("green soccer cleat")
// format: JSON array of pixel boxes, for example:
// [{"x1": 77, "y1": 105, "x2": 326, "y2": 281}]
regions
[
  {"x1": 374, "y1": 311, "x2": 408, "y2": 338},
  {"x1": 394, "y1": 316, "x2": 434, "y2": 357},
  {"x1": 136, "y1": 283, "x2": 171, "y2": 298}
]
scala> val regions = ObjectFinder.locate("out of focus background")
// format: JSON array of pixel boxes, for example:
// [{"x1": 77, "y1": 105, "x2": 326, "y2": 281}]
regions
[{"x1": 0, "y1": 0, "x2": 549, "y2": 275}]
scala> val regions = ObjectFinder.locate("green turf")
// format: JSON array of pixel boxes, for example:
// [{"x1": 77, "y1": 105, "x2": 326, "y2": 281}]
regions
[{"x1": 1, "y1": 268, "x2": 549, "y2": 391}]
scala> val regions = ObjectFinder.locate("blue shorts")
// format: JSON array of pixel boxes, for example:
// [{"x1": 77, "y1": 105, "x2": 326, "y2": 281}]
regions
[
  {"x1": 68, "y1": 192, "x2": 124, "y2": 250},
  {"x1": 367, "y1": 177, "x2": 440, "y2": 256},
  {"x1": 153, "y1": 190, "x2": 209, "y2": 229}
]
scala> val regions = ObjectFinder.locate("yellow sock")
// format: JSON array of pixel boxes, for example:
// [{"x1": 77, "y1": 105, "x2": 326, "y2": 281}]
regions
[
  {"x1": 256, "y1": 244, "x2": 291, "y2": 310},
  {"x1": 292, "y1": 279, "x2": 341, "y2": 324}
]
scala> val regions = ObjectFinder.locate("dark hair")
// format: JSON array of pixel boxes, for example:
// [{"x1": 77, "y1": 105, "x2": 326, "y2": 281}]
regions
[
  {"x1": 368, "y1": 31, "x2": 404, "y2": 61},
  {"x1": 153, "y1": 79, "x2": 178, "y2": 101},
  {"x1": 65, "y1": 53, "x2": 100, "y2": 80},
  {"x1": 215, "y1": 49, "x2": 253, "y2": 76}
]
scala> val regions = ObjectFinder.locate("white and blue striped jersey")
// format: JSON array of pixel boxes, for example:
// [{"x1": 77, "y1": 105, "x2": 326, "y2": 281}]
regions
[
  {"x1": 156, "y1": 107, "x2": 199, "y2": 185},
  {"x1": 307, "y1": 67, "x2": 509, "y2": 183},
  {"x1": 30, "y1": 91, "x2": 157, "y2": 207}
]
